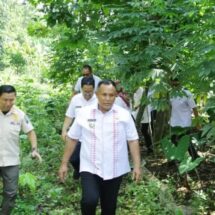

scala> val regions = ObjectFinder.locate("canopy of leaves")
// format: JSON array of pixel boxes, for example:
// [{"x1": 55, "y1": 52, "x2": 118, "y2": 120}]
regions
[{"x1": 28, "y1": 0, "x2": 214, "y2": 93}]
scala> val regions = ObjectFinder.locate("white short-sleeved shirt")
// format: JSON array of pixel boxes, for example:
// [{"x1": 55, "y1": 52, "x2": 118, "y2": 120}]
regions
[
  {"x1": 132, "y1": 87, "x2": 151, "y2": 123},
  {"x1": 0, "y1": 106, "x2": 34, "y2": 166},
  {"x1": 66, "y1": 94, "x2": 97, "y2": 118},
  {"x1": 67, "y1": 104, "x2": 139, "y2": 180},
  {"x1": 170, "y1": 89, "x2": 196, "y2": 127},
  {"x1": 140, "y1": 107, "x2": 151, "y2": 123},
  {"x1": 74, "y1": 75, "x2": 101, "y2": 93}
]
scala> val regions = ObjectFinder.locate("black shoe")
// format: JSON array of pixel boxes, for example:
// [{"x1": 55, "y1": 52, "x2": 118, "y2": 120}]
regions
[{"x1": 73, "y1": 170, "x2": 80, "y2": 180}]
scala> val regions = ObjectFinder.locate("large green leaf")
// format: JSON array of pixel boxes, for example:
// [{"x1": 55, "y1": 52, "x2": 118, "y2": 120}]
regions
[
  {"x1": 161, "y1": 135, "x2": 190, "y2": 161},
  {"x1": 179, "y1": 157, "x2": 204, "y2": 175}
]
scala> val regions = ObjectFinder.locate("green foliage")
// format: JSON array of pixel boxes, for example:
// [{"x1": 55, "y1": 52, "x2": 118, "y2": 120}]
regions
[
  {"x1": 27, "y1": 0, "x2": 116, "y2": 83},
  {"x1": 27, "y1": 0, "x2": 215, "y2": 124},
  {"x1": 161, "y1": 136, "x2": 190, "y2": 161},
  {"x1": 19, "y1": 172, "x2": 37, "y2": 193},
  {"x1": 202, "y1": 123, "x2": 215, "y2": 140},
  {"x1": 11, "y1": 81, "x2": 76, "y2": 214},
  {"x1": 118, "y1": 178, "x2": 179, "y2": 215},
  {"x1": 174, "y1": 209, "x2": 184, "y2": 215},
  {"x1": 0, "y1": 0, "x2": 214, "y2": 214},
  {"x1": 9, "y1": 52, "x2": 26, "y2": 73},
  {"x1": 161, "y1": 136, "x2": 204, "y2": 174},
  {"x1": 188, "y1": 190, "x2": 210, "y2": 215},
  {"x1": 0, "y1": 0, "x2": 49, "y2": 80},
  {"x1": 27, "y1": 21, "x2": 49, "y2": 37},
  {"x1": 7, "y1": 79, "x2": 179, "y2": 215},
  {"x1": 201, "y1": 95, "x2": 215, "y2": 146},
  {"x1": 15, "y1": 80, "x2": 69, "y2": 148},
  {"x1": 179, "y1": 157, "x2": 204, "y2": 175}
]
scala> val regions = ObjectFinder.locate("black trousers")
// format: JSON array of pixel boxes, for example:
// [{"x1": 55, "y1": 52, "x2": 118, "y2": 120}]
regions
[
  {"x1": 70, "y1": 141, "x2": 81, "y2": 172},
  {"x1": 80, "y1": 172, "x2": 123, "y2": 215},
  {"x1": 141, "y1": 123, "x2": 153, "y2": 151}
]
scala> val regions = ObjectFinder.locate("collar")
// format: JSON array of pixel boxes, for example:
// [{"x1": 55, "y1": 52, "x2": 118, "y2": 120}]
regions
[
  {"x1": 0, "y1": 106, "x2": 16, "y2": 116},
  {"x1": 94, "y1": 103, "x2": 116, "y2": 114}
]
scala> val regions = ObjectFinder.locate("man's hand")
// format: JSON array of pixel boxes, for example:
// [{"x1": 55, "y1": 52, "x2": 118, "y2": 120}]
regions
[
  {"x1": 58, "y1": 138, "x2": 77, "y2": 183},
  {"x1": 31, "y1": 150, "x2": 42, "y2": 162},
  {"x1": 132, "y1": 166, "x2": 142, "y2": 182},
  {"x1": 128, "y1": 140, "x2": 141, "y2": 182},
  {"x1": 61, "y1": 131, "x2": 67, "y2": 142},
  {"x1": 58, "y1": 163, "x2": 68, "y2": 183}
]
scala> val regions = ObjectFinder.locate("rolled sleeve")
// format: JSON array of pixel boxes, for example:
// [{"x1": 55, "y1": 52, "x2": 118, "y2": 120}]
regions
[
  {"x1": 21, "y1": 115, "x2": 34, "y2": 133},
  {"x1": 184, "y1": 90, "x2": 196, "y2": 109},
  {"x1": 187, "y1": 96, "x2": 196, "y2": 109}
]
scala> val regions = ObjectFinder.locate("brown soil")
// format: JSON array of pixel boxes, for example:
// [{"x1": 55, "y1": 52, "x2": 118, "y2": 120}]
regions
[{"x1": 141, "y1": 148, "x2": 215, "y2": 214}]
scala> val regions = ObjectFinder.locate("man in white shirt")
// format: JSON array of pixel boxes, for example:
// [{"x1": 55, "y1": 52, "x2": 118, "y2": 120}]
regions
[
  {"x1": 114, "y1": 80, "x2": 131, "y2": 112},
  {"x1": 73, "y1": 65, "x2": 101, "y2": 95},
  {"x1": 114, "y1": 95, "x2": 131, "y2": 111},
  {"x1": 59, "y1": 80, "x2": 141, "y2": 215},
  {"x1": 133, "y1": 86, "x2": 153, "y2": 154},
  {"x1": 170, "y1": 78, "x2": 200, "y2": 159},
  {"x1": 0, "y1": 85, "x2": 42, "y2": 215},
  {"x1": 62, "y1": 76, "x2": 97, "y2": 179}
]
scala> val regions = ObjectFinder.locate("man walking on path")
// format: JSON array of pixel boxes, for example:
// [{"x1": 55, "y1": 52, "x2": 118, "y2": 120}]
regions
[
  {"x1": 170, "y1": 78, "x2": 200, "y2": 159},
  {"x1": 73, "y1": 65, "x2": 101, "y2": 95},
  {"x1": 133, "y1": 86, "x2": 154, "y2": 154},
  {"x1": 61, "y1": 76, "x2": 97, "y2": 179},
  {"x1": 0, "y1": 85, "x2": 42, "y2": 215},
  {"x1": 59, "y1": 80, "x2": 141, "y2": 215}
]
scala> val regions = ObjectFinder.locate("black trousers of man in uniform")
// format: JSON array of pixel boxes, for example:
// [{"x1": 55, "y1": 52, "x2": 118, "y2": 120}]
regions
[
  {"x1": 80, "y1": 172, "x2": 123, "y2": 215},
  {"x1": 0, "y1": 166, "x2": 19, "y2": 215}
]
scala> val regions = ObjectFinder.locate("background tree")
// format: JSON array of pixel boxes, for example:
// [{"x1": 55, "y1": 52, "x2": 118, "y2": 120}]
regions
[
  {"x1": 0, "y1": 1, "x2": 214, "y2": 213},
  {"x1": 28, "y1": 0, "x2": 215, "y2": 141}
]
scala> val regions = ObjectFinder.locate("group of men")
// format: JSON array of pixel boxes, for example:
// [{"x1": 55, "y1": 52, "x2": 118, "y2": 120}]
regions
[
  {"x1": 0, "y1": 65, "x2": 141, "y2": 215},
  {"x1": 0, "y1": 64, "x2": 200, "y2": 215},
  {"x1": 132, "y1": 78, "x2": 200, "y2": 159},
  {"x1": 59, "y1": 74, "x2": 141, "y2": 215}
]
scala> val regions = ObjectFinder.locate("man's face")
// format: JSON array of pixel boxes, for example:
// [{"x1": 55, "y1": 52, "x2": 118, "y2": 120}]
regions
[
  {"x1": 96, "y1": 84, "x2": 116, "y2": 113},
  {"x1": 82, "y1": 68, "x2": 92, "y2": 77},
  {"x1": 0, "y1": 92, "x2": 16, "y2": 112},
  {"x1": 82, "y1": 85, "x2": 94, "y2": 101}
]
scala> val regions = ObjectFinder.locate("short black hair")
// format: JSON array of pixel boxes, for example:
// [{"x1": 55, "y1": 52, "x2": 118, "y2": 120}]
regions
[
  {"x1": 97, "y1": 80, "x2": 116, "y2": 89},
  {"x1": 0, "y1": 85, "x2": 16, "y2": 96},
  {"x1": 81, "y1": 76, "x2": 95, "y2": 88},
  {"x1": 83, "y1": 64, "x2": 92, "y2": 73}
]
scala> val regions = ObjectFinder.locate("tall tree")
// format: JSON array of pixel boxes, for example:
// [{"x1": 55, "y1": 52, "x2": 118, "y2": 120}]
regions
[{"x1": 28, "y1": 0, "x2": 215, "y2": 120}]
